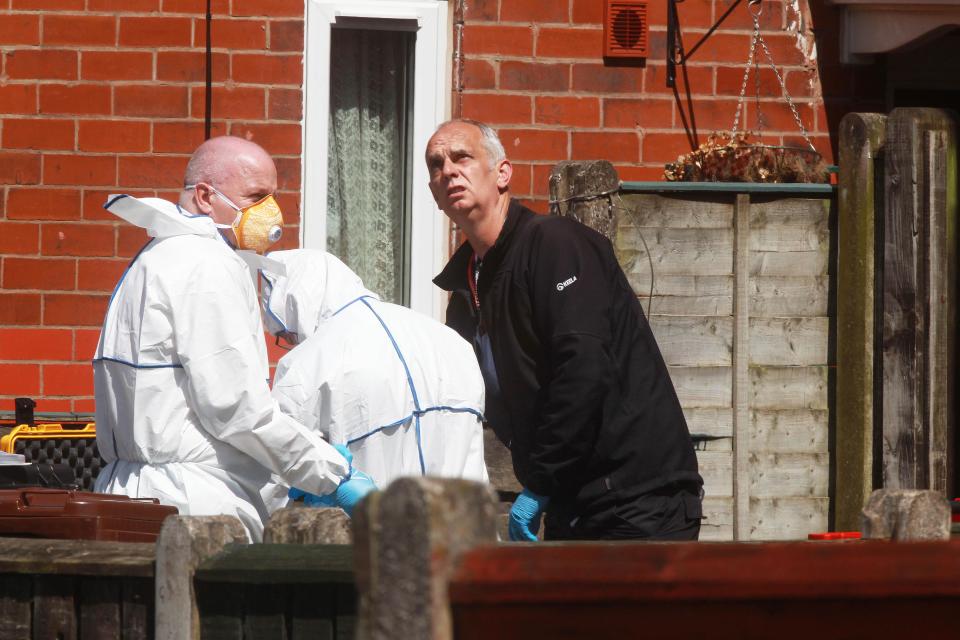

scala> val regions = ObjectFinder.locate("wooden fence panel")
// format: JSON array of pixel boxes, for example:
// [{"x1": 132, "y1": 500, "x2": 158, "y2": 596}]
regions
[
  {"x1": 33, "y1": 576, "x2": 78, "y2": 640},
  {"x1": 79, "y1": 578, "x2": 121, "y2": 640},
  {"x1": 0, "y1": 575, "x2": 31, "y2": 640},
  {"x1": 619, "y1": 189, "x2": 833, "y2": 540},
  {"x1": 881, "y1": 108, "x2": 958, "y2": 494}
]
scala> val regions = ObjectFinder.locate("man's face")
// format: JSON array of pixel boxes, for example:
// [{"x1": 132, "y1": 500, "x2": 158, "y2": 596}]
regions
[
  {"x1": 425, "y1": 123, "x2": 507, "y2": 219},
  {"x1": 206, "y1": 153, "x2": 279, "y2": 227}
]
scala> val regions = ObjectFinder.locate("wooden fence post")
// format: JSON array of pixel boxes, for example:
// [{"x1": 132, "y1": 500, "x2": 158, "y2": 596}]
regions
[
  {"x1": 353, "y1": 477, "x2": 498, "y2": 640},
  {"x1": 548, "y1": 160, "x2": 620, "y2": 241},
  {"x1": 154, "y1": 516, "x2": 247, "y2": 640},
  {"x1": 881, "y1": 108, "x2": 958, "y2": 494},
  {"x1": 861, "y1": 488, "x2": 950, "y2": 540},
  {"x1": 835, "y1": 112, "x2": 887, "y2": 531}
]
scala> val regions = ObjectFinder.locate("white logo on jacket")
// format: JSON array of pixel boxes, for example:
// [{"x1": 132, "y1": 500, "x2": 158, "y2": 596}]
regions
[{"x1": 556, "y1": 276, "x2": 578, "y2": 291}]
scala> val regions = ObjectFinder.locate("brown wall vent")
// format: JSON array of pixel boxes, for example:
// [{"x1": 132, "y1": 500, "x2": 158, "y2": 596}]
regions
[{"x1": 604, "y1": 0, "x2": 648, "y2": 59}]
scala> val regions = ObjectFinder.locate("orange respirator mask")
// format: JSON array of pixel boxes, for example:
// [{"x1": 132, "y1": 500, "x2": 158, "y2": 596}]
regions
[{"x1": 194, "y1": 184, "x2": 284, "y2": 254}]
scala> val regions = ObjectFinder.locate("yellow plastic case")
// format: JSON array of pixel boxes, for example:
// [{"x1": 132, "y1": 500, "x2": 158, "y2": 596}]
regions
[{"x1": 1, "y1": 423, "x2": 100, "y2": 491}]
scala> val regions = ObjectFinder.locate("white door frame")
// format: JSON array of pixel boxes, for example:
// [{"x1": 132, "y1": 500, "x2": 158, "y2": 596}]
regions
[{"x1": 302, "y1": 0, "x2": 452, "y2": 319}]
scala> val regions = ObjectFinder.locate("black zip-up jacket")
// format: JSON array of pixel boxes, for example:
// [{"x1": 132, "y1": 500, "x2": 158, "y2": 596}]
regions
[{"x1": 434, "y1": 200, "x2": 702, "y2": 516}]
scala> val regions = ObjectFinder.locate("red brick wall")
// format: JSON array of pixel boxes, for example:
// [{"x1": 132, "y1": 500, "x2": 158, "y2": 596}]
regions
[
  {"x1": 0, "y1": 1, "x2": 302, "y2": 414},
  {"x1": 455, "y1": 0, "x2": 886, "y2": 212}
]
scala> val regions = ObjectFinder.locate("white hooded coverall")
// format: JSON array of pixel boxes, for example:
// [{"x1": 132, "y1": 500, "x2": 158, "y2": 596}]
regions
[
  {"x1": 262, "y1": 249, "x2": 489, "y2": 489},
  {"x1": 93, "y1": 197, "x2": 349, "y2": 541}
]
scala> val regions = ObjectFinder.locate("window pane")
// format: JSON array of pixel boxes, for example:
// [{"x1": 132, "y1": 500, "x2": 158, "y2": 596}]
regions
[{"x1": 326, "y1": 27, "x2": 414, "y2": 305}]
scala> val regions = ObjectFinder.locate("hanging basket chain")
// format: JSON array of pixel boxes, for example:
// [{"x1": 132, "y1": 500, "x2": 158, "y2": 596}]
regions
[
  {"x1": 729, "y1": 0, "x2": 816, "y2": 151},
  {"x1": 729, "y1": 25, "x2": 757, "y2": 139}
]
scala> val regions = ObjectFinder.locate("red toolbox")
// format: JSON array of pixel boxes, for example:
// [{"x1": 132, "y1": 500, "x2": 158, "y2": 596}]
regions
[{"x1": 0, "y1": 488, "x2": 177, "y2": 542}]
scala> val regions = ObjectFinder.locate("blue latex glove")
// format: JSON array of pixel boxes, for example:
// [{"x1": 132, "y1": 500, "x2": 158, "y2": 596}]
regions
[
  {"x1": 333, "y1": 468, "x2": 376, "y2": 516},
  {"x1": 509, "y1": 488, "x2": 549, "y2": 541},
  {"x1": 287, "y1": 443, "x2": 375, "y2": 515}
]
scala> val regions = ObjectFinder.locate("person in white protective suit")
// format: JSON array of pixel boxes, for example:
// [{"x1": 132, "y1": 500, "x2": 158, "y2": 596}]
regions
[
  {"x1": 93, "y1": 136, "x2": 374, "y2": 542},
  {"x1": 260, "y1": 249, "x2": 489, "y2": 493}
]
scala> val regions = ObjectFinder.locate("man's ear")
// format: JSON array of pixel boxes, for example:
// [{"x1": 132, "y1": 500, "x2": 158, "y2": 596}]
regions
[
  {"x1": 192, "y1": 183, "x2": 216, "y2": 214},
  {"x1": 496, "y1": 158, "x2": 512, "y2": 192}
]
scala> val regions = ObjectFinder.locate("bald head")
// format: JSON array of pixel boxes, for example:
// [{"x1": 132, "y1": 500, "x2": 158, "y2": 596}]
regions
[
  {"x1": 179, "y1": 135, "x2": 278, "y2": 225},
  {"x1": 184, "y1": 136, "x2": 274, "y2": 188}
]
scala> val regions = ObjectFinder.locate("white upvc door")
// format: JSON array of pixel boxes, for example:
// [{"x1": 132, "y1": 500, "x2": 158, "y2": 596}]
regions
[{"x1": 303, "y1": 0, "x2": 451, "y2": 319}]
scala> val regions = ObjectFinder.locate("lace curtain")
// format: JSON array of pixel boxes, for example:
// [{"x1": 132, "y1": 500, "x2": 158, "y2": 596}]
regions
[{"x1": 327, "y1": 28, "x2": 411, "y2": 304}]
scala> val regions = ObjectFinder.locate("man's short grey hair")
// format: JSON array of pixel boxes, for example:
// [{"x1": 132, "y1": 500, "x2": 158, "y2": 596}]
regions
[{"x1": 436, "y1": 118, "x2": 506, "y2": 168}]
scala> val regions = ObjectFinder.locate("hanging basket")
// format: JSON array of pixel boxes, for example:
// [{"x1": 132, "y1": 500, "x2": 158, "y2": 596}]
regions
[{"x1": 664, "y1": 133, "x2": 829, "y2": 183}]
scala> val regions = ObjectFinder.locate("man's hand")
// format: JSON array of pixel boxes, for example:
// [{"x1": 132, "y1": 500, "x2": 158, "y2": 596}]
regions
[
  {"x1": 509, "y1": 488, "x2": 549, "y2": 541},
  {"x1": 287, "y1": 443, "x2": 376, "y2": 515},
  {"x1": 333, "y1": 469, "x2": 376, "y2": 516}
]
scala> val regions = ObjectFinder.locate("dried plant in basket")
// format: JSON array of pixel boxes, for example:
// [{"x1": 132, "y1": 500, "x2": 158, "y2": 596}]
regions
[{"x1": 664, "y1": 133, "x2": 830, "y2": 184}]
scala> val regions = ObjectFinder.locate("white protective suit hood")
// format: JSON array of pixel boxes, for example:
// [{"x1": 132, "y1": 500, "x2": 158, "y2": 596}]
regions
[{"x1": 260, "y1": 249, "x2": 377, "y2": 341}]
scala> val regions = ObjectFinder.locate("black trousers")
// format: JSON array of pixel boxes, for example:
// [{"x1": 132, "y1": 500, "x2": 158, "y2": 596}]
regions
[{"x1": 543, "y1": 486, "x2": 703, "y2": 541}]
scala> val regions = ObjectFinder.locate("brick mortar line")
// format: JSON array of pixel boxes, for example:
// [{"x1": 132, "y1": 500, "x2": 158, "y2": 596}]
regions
[{"x1": 463, "y1": 56, "x2": 812, "y2": 71}]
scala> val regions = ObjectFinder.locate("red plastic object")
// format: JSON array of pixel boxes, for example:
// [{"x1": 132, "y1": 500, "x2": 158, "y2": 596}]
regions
[
  {"x1": 808, "y1": 531, "x2": 862, "y2": 541},
  {"x1": 0, "y1": 488, "x2": 177, "y2": 542},
  {"x1": 952, "y1": 498, "x2": 960, "y2": 523}
]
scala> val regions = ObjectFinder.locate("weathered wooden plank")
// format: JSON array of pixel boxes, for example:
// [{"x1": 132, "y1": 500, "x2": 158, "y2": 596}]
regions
[
  {"x1": 289, "y1": 585, "x2": 334, "y2": 640},
  {"x1": 750, "y1": 250, "x2": 827, "y2": 277},
  {"x1": 750, "y1": 453, "x2": 830, "y2": 498},
  {"x1": 617, "y1": 193, "x2": 733, "y2": 229},
  {"x1": 33, "y1": 575, "x2": 77, "y2": 640},
  {"x1": 651, "y1": 316, "x2": 732, "y2": 366},
  {"x1": 643, "y1": 294, "x2": 733, "y2": 316},
  {"x1": 0, "y1": 575, "x2": 31, "y2": 640},
  {"x1": 750, "y1": 276, "x2": 829, "y2": 316},
  {"x1": 242, "y1": 584, "x2": 288, "y2": 639},
  {"x1": 196, "y1": 544, "x2": 355, "y2": 585},
  {"x1": 882, "y1": 109, "x2": 926, "y2": 490},
  {"x1": 291, "y1": 585, "x2": 335, "y2": 640},
  {"x1": 684, "y1": 407, "x2": 733, "y2": 439},
  {"x1": 750, "y1": 409, "x2": 829, "y2": 453},
  {"x1": 698, "y1": 451, "x2": 733, "y2": 498},
  {"x1": 636, "y1": 275, "x2": 734, "y2": 316},
  {"x1": 748, "y1": 317, "x2": 829, "y2": 366},
  {"x1": 749, "y1": 497, "x2": 829, "y2": 540},
  {"x1": 669, "y1": 366, "x2": 731, "y2": 407},
  {"x1": 120, "y1": 578, "x2": 150, "y2": 640},
  {"x1": 699, "y1": 497, "x2": 733, "y2": 541},
  {"x1": 732, "y1": 193, "x2": 751, "y2": 542},
  {"x1": 483, "y1": 428, "x2": 519, "y2": 494},
  {"x1": 643, "y1": 274, "x2": 733, "y2": 297},
  {"x1": 79, "y1": 578, "x2": 120, "y2": 640},
  {"x1": 335, "y1": 586, "x2": 356, "y2": 640},
  {"x1": 619, "y1": 228, "x2": 733, "y2": 277},
  {"x1": 924, "y1": 124, "x2": 956, "y2": 497},
  {"x1": 750, "y1": 198, "x2": 830, "y2": 253},
  {"x1": 155, "y1": 516, "x2": 248, "y2": 640},
  {"x1": 836, "y1": 112, "x2": 886, "y2": 532},
  {"x1": 882, "y1": 108, "x2": 958, "y2": 492},
  {"x1": 197, "y1": 581, "x2": 243, "y2": 640},
  {"x1": 0, "y1": 539, "x2": 154, "y2": 578},
  {"x1": 749, "y1": 366, "x2": 828, "y2": 410}
]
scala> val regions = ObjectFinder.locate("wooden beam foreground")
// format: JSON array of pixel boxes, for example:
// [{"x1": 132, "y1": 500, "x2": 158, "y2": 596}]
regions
[{"x1": 450, "y1": 540, "x2": 960, "y2": 639}]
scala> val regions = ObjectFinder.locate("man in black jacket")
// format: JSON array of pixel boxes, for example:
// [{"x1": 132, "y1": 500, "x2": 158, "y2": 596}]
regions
[{"x1": 428, "y1": 119, "x2": 703, "y2": 541}]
